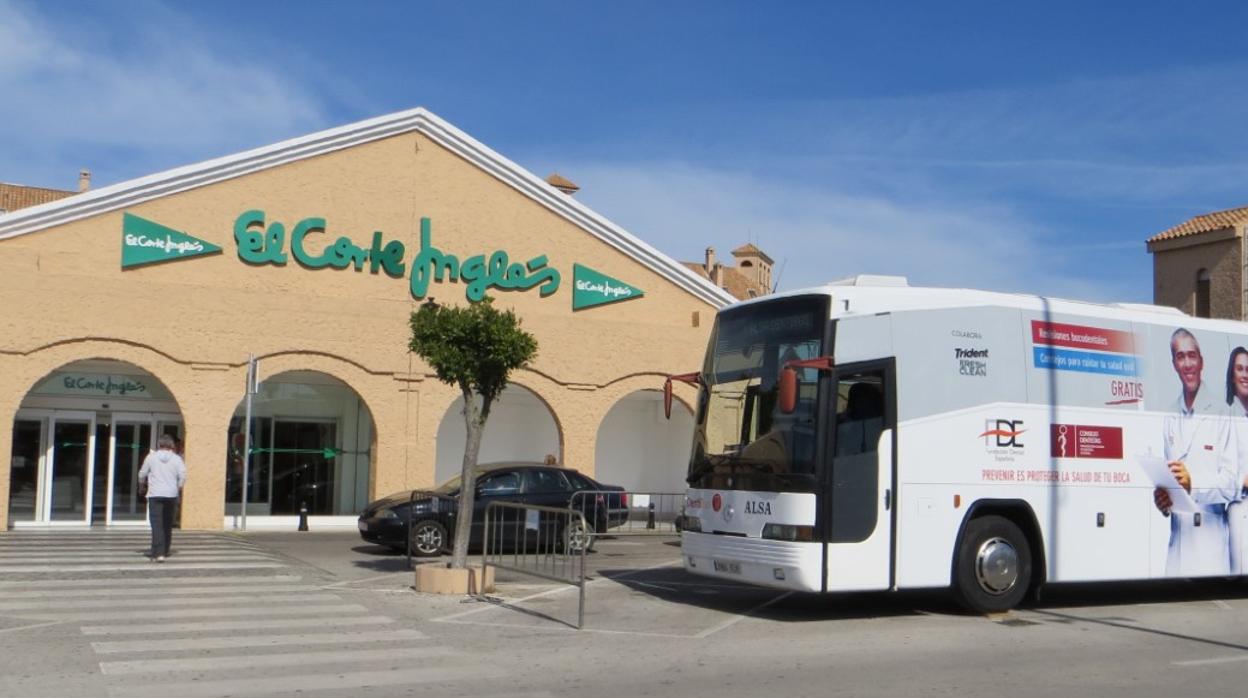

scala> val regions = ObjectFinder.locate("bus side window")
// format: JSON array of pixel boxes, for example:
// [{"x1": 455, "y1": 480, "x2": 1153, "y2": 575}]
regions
[{"x1": 835, "y1": 377, "x2": 885, "y2": 457}]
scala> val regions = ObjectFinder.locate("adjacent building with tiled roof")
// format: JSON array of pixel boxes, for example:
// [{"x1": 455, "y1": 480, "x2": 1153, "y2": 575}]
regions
[
  {"x1": 0, "y1": 170, "x2": 90, "y2": 215},
  {"x1": 682, "y1": 244, "x2": 774, "y2": 301},
  {"x1": 1147, "y1": 205, "x2": 1248, "y2": 319},
  {"x1": 0, "y1": 183, "x2": 75, "y2": 215}
]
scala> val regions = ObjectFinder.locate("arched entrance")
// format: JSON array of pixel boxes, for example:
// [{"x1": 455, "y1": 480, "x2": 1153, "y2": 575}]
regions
[
  {"x1": 8, "y1": 359, "x2": 184, "y2": 526},
  {"x1": 434, "y1": 384, "x2": 560, "y2": 485},
  {"x1": 594, "y1": 390, "x2": 693, "y2": 493},
  {"x1": 225, "y1": 370, "x2": 374, "y2": 520}
]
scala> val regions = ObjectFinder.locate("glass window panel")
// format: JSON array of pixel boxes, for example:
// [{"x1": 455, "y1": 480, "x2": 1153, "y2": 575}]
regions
[{"x1": 8, "y1": 419, "x2": 43, "y2": 523}]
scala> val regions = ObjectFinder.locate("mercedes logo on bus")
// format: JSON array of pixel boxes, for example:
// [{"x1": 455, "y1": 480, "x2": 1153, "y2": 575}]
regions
[{"x1": 712, "y1": 494, "x2": 722, "y2": 512}]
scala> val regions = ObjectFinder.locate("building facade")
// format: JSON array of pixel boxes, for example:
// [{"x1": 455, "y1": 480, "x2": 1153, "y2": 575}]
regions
[
  {"x1": 1148, "y1": 206, "x2": 1248, "y2": 320},
  {"x1": 0, "y1": 109, "x2": 731, "y2": 530}
]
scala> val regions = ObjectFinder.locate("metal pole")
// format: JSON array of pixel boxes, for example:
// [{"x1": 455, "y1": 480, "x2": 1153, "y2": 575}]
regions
[{"x1": 240, "y1": 355, "x2": 255, "y2": 531}]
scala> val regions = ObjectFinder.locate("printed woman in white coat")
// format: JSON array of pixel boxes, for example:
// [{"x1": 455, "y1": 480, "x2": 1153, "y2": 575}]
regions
[{"x1": 1222, "y1": 346, "x2": 1248, "y2": 574}]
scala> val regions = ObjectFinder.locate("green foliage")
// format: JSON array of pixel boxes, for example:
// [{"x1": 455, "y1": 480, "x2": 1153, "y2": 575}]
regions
[{"x1": 408, "y1": 297, "x2": 538, "y2": 410}]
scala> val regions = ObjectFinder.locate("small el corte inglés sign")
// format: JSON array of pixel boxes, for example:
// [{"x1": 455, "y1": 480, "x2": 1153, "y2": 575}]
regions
[
  {"x1": 121, "y1": 213, "x2": 222, "y2": 269},
  {"x1": 572, "y1": 264, "x2": 644, "y2": 310}
]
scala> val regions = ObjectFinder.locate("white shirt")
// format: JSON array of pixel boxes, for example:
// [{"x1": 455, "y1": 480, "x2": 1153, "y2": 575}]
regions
[
  {"x1": 1162, "y1": 382, "x2": 1237, "y2": 576},
  {"x1": 138, "y1": 449, "x2": 187, "y2": 499}
]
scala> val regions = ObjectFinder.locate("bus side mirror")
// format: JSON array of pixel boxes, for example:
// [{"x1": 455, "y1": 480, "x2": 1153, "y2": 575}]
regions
[
  {"x1": 778, "y1": 368, "x2": 798, "y2": 414},
  {"x1": 662, "y1": 372, "x2": 702, "y2": 420}
]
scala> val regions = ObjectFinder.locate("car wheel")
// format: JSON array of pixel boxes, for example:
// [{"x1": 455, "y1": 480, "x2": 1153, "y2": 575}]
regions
[
  {"x1": 953, "y1": 515, "x2": 1032, "y2": 614},
  {"x1": 409, "y1": 520, "x2": 447, "y2": 557},
  {"x1": 562, "y1": 518, "x2": 595, "y2": 554}
]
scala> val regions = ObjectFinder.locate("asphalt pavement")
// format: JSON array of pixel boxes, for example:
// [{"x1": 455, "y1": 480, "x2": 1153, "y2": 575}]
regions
[{"x1": 2, "y1": 528, "x2": 1248, "y2": 697}]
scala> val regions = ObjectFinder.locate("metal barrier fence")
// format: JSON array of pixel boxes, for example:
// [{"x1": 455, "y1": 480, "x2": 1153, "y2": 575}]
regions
[
  {"x1": 481, "y1": 501, "x2": 589, "y2": 628},
  {"x1": 405, "y1": 490, "x2": 458, "y2": 568},
  {"x1": 567, "y1": 490, "x2": 685, "y2": 541}
]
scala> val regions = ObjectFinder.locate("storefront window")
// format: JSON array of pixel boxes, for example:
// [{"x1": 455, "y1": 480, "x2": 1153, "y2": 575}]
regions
[{"x1": 225, "y1": 372, "x2": 373, "y2": 517}]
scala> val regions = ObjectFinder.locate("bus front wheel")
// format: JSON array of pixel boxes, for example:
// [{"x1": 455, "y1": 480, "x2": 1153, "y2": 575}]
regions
[{"x1": 953, "y1": 515, "x2": 1032, "y2": 614}]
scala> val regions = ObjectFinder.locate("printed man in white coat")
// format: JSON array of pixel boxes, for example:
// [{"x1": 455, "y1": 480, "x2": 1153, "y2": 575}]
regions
[{"x1": 1155, "y1": 328, "x2": 1239, "y2": 576}]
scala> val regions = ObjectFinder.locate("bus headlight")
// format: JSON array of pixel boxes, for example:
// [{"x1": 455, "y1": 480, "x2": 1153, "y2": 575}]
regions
[{"x1": 762, "y1": 523, "x2": 815, "y2": 542}]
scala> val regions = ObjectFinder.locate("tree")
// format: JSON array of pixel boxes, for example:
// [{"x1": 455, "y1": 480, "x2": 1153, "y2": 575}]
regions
[{"x1": 408, "y1": 296, "x2": 538, "y2": 569}]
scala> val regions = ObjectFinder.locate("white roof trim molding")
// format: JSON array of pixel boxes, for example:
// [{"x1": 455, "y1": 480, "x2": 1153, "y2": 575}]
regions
[{"x1": 0, "y1": 107, "x2": 735, "y2": 308}]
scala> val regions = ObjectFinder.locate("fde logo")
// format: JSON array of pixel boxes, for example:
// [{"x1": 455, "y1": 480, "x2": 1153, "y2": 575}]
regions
[{"x1": 980, "y1": 419, "x2": 1026, "y2": 448}]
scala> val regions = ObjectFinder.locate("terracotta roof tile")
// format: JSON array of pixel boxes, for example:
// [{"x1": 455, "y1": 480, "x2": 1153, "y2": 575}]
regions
[
  {"x1": 1149, "y1": 206, "x2": 1248, "y2": 243},
  {"x1": 544, "y1": 173, "x2": 579, "y2": 194},
  {"x1": 681, "y1": 261, "x2": 767, "y2": 301},
  {"x1": 0, "y1": 183, "x2": 75, "y2": 214}
]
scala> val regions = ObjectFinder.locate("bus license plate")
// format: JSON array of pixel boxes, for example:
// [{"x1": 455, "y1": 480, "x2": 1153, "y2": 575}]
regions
[{"x1": 713, "y1": 560, "x2": 741, "y2": 574}]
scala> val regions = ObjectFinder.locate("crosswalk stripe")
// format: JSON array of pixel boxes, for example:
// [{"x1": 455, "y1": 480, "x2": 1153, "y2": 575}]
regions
[
  {"x1": 92, "y1": 628, "x2": 426, "y2": 654},
  {"x1": 99, "y1": 645, "x2": 450, "y2": 675},
  {"x1": 105, "y1": 666, "x2": 500, "y2": 698},
  {"x1": 26, "y1": 603, "x2": 368, "y2": 622},
  {"x1": 82, "y1": 615, "x2": 394, "y2": 636},
  {"x1": 0, "y1": 592, "x2": 341, "y2": 611},
  {"x1": 0, "y1": 562, "x2": 287, "y2": 573},
  {"x1": 0, "y1": 544, "x2": 263, "y2": 552},
  {"x1": 0, "y1": 574, "x2": 302, "y2": 589},
  {"x1": 0, "y1": 584, "x2": 318, "y2": 600},
  {"x1": 0, "y1": 555, "x2": 276, "y2": 564},
  {"x1": 0, "y1": 555, "x2": 278, "y2": 564}
]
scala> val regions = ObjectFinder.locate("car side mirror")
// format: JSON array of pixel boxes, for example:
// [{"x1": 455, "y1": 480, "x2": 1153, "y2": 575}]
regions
[{"x1": 778, "y1": 367, "x2": 798, "y2": 414}]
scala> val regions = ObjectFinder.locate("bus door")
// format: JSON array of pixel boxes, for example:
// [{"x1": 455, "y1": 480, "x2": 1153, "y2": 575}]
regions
[{"x1": 824, "y1": 362, "x2": 896, "y2": 592}]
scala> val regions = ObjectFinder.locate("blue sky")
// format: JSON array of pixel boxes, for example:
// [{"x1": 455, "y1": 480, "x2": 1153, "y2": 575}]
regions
[{"x1": 4, "y1": 0, "x2": 1248, "y2": 302}]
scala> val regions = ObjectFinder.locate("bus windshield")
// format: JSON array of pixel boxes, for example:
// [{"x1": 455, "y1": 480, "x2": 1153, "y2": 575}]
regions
[{"x1": 687, "y1": 295, "x2": 828, "y2": 492}]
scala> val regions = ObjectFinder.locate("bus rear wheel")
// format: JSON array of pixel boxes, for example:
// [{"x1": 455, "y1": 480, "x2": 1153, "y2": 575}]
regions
[{"x1": 953, "y1": 515, "x2": 1032, "y2": 614}]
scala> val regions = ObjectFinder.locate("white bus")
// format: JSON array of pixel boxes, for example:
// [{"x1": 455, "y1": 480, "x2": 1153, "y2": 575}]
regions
[{"x1": 666, "y1": 276, "x2": 1248, "y2": 612}]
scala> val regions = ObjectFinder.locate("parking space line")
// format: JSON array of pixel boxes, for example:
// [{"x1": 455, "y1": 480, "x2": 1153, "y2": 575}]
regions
[
  {"x1": 431, "y1": 559, "x2": 682, "y2": 624},
  {"x1": 0, "y1": 620, "x2": 65, "y2": 635},
  {"x1": 433, "y1": 616, "x2": 698, "y2": 639},
  {"x1": 694, "y1": 591, "x2": 792, "y2": 639},
  {"x1": 1173, "y1": 654, "x2": 1248, "y2": 667}
]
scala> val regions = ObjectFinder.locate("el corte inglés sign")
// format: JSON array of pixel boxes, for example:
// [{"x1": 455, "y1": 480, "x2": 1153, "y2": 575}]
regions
[{"x1": 121, "y1": 211, "x2": 643, "y2": 309}]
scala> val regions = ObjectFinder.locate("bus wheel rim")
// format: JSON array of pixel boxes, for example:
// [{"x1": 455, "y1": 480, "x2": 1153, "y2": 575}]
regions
[{"x1": 975, "y1": 537, "x2": 1018, "y2": 595}]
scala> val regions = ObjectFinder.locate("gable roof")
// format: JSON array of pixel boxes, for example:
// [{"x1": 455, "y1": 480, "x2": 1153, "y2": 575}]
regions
[
  {"x1": 731, "y1": 242, "x2": 773, "y2": 264},
  {"x1": 0, "y1": 107, "x2": 734, "y2": 308},
  {"x1": 0, "y1": 182, "x2": 75, "y2": 213},
  {"x1": 1149, "y1": 205, "x2": 1248, "y2": 244}
]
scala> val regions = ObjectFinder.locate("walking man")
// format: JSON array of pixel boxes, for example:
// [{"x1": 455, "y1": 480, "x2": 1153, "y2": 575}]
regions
[{"x1": 139, "y1": 434, "x2": 187, "y2": 562}]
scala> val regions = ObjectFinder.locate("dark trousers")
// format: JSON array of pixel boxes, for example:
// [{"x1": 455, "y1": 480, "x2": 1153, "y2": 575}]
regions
[{"x1": 149, "y1": 497, "x2": 178, "y2": 557}]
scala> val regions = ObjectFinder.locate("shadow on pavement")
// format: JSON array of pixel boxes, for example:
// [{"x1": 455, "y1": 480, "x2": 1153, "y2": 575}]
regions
[{"x1": 596, "y1": 567, "x2": 1248, "y2": 623}]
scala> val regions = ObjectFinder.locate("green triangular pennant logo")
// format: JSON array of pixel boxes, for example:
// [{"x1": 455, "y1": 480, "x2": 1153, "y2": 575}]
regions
[
  {"x1": 572, "y1": 263, "x2": 644, "y2": 310},
  {"x1": 121, "y1": 213, "x2": 222, "y2": 269}
]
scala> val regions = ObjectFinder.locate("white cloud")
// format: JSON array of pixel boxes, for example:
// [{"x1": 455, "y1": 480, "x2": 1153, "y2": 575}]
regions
[
  {"x1": 0, "y1": 0, "x2": 328, "y2": 185},
  {"x1": 571, "y1": 161, "x2": 1141, "y2": 303}
]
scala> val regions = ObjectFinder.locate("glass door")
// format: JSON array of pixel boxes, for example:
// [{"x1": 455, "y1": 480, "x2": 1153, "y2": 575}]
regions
[
  {"x1": 45, "y1": 411, "x2": 97, "y2": 524},
  {"x1": 272, "y1": 420, "x2": 336, "y2": 515},
  {"x1": 108, "y1": 419, "x2": 152, "y2": 523}
]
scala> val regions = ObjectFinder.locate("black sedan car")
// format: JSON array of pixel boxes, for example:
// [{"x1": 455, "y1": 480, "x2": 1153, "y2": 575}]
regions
[{"x1": 357, "y1": 462, "x2": 628, "y2": 556}]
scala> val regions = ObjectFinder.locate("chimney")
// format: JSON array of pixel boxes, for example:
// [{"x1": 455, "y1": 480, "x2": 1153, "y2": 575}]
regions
[
  {"x1": 545, "y1": 173, "x2": 580, "y2": 196},
  {"x1": 704, "y1": 247, "x2": 716, "y2": 273},
  {"x1": 711, "y1": 262, "x2": 724, "y2": 287},
  {"x1": 78, "y1": 169, "x2": 91, "y2": 193}
]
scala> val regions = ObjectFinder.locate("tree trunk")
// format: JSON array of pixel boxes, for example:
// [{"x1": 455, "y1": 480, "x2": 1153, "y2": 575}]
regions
[{"x1": 450, "y1": 388, "x2": 485, "y2": 569}]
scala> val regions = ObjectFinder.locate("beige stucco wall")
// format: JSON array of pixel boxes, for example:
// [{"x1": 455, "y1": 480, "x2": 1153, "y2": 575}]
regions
[
  {"x1": 1151, "y1": 233, "x2": 1242, "y2": 320},
  {"x1": 0, "y1": 132, "x2": 709, "y2": 530}
]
